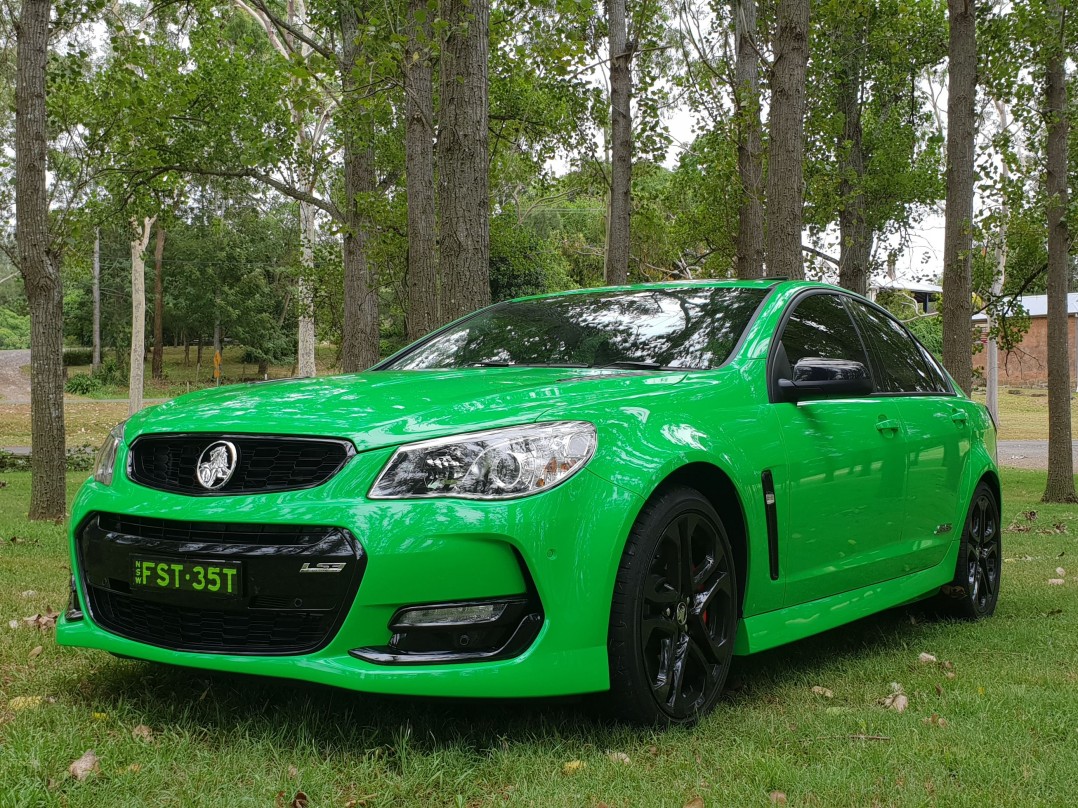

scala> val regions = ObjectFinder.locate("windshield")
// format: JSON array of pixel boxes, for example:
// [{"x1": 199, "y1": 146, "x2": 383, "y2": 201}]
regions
[{"x1": 382, "y1": 286, "x2": 768, "y2": 371}]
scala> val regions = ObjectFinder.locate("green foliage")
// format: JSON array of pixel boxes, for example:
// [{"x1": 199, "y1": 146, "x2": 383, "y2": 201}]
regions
[
  {"x1": 63, "y1": 348, "x2": 94, "y2": 367},
  {"x1": 489, "y1": 215, "x2": 574, "y2": 302},
  {"x1": 0, "y1": 307, "x2": 30, "y2": 350},
  {"x1": 64, "y1": 373, "x2": 103, "y2": 396}
]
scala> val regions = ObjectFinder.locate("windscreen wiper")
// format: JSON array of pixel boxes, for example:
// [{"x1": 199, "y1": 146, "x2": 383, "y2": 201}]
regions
[
  {"x1": 470, "y1": 361, "x2": 589, "y2": 368},
  {"x1": 594, "y1": 360, "x2": 671, "y2": 370}
]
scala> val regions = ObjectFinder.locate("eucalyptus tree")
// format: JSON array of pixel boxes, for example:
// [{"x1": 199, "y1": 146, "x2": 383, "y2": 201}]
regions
[
  {"x1": 803, "y1": 0, "x2": 946, "y2": 295},
  {"x1": 941, "y1": 0, "x2": 977, "y2": 395},
  {"x1": 765, "y1": 0, "x2": 810, "y2": 280},
  {"x1": 732, "y1": 0, "x2": 763, "y2": 279},
  {"x1": 604, "y1": 0, "x2": 633, "y2": 285},
  {"x1": 14, "y1": 0, "x2": 65, "y2": 518}
]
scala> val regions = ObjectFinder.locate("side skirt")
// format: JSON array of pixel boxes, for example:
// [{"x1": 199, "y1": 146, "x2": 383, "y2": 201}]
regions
[{"x1": 733, "y1": 563, "x2": 953, "y2": 655}]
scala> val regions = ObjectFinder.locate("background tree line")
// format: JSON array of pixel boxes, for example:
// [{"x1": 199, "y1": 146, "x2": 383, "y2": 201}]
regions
[{"x1": 3, "y1": 0, "x2": 1077, "y2": 518}]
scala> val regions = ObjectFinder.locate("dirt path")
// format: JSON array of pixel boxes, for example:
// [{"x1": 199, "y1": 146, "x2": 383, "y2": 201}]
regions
[
  {"x1": 0, "y1": 349, "x2": 31, "y2": 404},
  {"x1": 997, "y1": 440, "x2": 1077, "y2": 471}
]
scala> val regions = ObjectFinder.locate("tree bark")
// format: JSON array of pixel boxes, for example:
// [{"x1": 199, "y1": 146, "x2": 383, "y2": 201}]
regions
[
  {"x1": 92, "y1": 227, "x2": 101, "y2": 374},
  {"x1": 437, "y1": 0, "x2": 491, "y2": 321},
  {"x1": 941, "y1": 0, "x2": 976, "y2": 395},
  {"x1": 128, "y1": 216, "x2": 155, "y2": 417},
  {"x1": 733, "y1": 0, "x2": 764, "y2": 280},
  {"x1": 151, "y1": 223, "x2": 166, "y2": 380},
  {"x1": 15, "y1": 0, "x2": 65, "y2": 520},
  {"x1": 765, "y1": 0, "x2": 810, "y2": 280},
  {"x1": 339, "y1": 0, "x2": 380, "y2": 372},
  {"x1": 835, "y1": 19, "x2": 871, "y2": 296},
  {"x1": 404, "y1": 0, "x2": 439, "y2": 340},
  {"x1": 297, "y1": 204, "x2": 317, "y2": 377},
  {"x1": 604, "y1": 0, "x2": 633, "y2": 285},
  {"x1": 1042, "y1": 2, "x2": 1076, "y2": 503}
]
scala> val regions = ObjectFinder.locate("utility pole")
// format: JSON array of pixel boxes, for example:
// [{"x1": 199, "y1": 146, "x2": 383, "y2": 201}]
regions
[{"x1": 92, "y1": 227, "x2": 101, "y2": 374}]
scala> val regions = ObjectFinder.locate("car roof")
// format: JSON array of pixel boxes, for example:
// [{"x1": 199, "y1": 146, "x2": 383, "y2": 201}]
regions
[{"x1": 504, "y1": 278, "x2": 840, "y2": 305}]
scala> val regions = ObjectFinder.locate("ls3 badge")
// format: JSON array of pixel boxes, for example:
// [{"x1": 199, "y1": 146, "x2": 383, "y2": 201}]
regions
[{"x1": 299, "y1": 562, "x2": 347, "y2": 573}]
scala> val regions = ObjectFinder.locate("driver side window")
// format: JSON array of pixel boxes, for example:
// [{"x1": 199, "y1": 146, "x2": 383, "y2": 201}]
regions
[{"x1": 778, "y1": 293, "x2": 870, "y2": 377}]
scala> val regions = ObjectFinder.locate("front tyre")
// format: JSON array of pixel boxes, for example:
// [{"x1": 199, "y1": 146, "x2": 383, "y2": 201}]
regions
[
  {"x1": 940, "y1": 482, "x2": 1001, "y2": 619},
  {"x1": 607, "y1": 486, "x2": 738, "y2": 726}
]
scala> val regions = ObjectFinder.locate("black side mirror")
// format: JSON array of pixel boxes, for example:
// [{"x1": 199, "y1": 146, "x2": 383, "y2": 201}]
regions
[{"x1": 777, "y1": 358, "x2": 873, "y2": 402}]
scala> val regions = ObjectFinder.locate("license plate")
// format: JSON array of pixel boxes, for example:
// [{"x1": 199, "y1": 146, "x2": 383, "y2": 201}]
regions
[{"x1": 131, "y1": 556, "x2": 243, "y2": 598}]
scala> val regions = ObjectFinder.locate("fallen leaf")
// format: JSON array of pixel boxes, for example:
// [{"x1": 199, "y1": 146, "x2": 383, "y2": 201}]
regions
[
  {"x1": 945, "y1": 671, "x2": 956, "y2": 680},
  {"x1": 68, "y1": 750, "x2": 100, "y2": 781},
  {"x1": 288, "y1": 765, "x2": 299, "y2": 778},
  {"x1": 880, "y1": 692, "x2": 909, "y2": 712},
  {"x1": 607, "y1": 751, "x2": 631, "y2": 765},
  {"x1": 683, "y1": 798, "x2": 705, "y2": 808},
  {"x1": 934, "y1": 683, "x2": 943, "y2": 696},
  {"x1": 648, "y1": 745, "x2": 659, "y2": 757},
  {"x1": 28, "y1": 646, "x2": 43, "y2": 660},
  {"x1": 923, "y1": 713, "x2": 949, "y2": 728},
  {"x1": 562, "y1": 760, "x2": 585, "y2": 774},
  {"x1": 1056, "y1": 567, "x2": 1066, "y2": 577},
  {"x1": 21, "y1": 590, "x2": 37, "y2": 598},
  {"x1": 126, "y1": 763, "x2": 141, "y2": 773},
  {"x1": 17, "y1": 609, "x2": 60, "y2": 631},
  {"x1": 770, "y1": 792, "x2": 788, "y2": 805},
  {"x1": 918, "y1": 653, "x2": 937, "y2": 664},
  {"x1": 291, "y1": 792, "x2": 309, "y2": 808},
  {"x1": 1048, "y1": 578, "x2": 1066, "y2": 586},
  {"x1": 1023, "y1": 510, "x2": 1037, "y2": 522},
  {"x1": 942, "y1": 661, "x2": 954, "y2": 671},
  {"x1": 7, "y1": 620, "x2": 17, "y2": 630},
  {"x1": 8, "y1": 695, "x2": 44, "y2": 711},
  {"x1": 92, "y1": 712, "x2": 108, "y2": 721},
  {"x1": 131, "y1": 724, "x2": 154, "y2": 742},
  {"x1": 811, "y1": 685, "x2": 834, "y2": 698}
]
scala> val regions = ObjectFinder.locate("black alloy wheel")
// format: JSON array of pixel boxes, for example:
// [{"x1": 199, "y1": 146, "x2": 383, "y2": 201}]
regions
[
  {"x1": 607, "y1": 486, "x2": 737, "y2": 725},
  {"x1": 941, "y1": 482, "x2": 1001, "y2": 619}
]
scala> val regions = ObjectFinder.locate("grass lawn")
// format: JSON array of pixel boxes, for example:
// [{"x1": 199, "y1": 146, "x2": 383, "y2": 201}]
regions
[
  {"x1": 969, "y1": 387, "x2": 1078, "y2": 441},
  {"x1": 1, "y1": 469, "x2": 1076, "y2": 806}
]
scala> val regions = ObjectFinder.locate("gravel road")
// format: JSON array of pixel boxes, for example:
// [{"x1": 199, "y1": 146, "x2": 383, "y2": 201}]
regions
[
  {"x1": 0, "y1": 349, "x2": 31, "y2": 404},
  {"x1": 996, "y1": 440, "x2": 1077, "y2": 471}
]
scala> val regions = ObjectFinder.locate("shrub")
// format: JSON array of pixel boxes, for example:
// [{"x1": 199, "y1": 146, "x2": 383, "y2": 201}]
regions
[
  {"x1": 65, "y1": 373, "x2": 102, "y2": 395},
  {"x1": 63, "y1": 347, "x2": 94, "y2": 367}
]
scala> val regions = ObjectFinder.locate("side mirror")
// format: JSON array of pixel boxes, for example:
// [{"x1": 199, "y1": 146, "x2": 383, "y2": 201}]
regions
[{"x1": 778, "y1": 358, "x2": 873, "y2": 402}]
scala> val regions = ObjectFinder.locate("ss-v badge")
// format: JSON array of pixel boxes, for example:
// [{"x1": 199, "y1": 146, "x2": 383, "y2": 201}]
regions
[
  {"x1": 934, "y1": 524, "x2": 953, "y2": 535},
  {"x1": 299, "y1": 562, "x2": 347, "y2": 573}
]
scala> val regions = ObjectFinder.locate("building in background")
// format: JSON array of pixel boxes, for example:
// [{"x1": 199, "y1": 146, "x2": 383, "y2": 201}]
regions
[{"x1": 972, "y1": 293, "x2": 1078, "y2": 386}]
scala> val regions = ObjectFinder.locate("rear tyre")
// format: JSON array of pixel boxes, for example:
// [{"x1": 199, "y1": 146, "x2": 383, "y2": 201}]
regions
[
  {"x1": 607, "y1": 486, "x2": 738, "y2": 726},
  {"x1": 938, "y1": 482, "x2": 1001, "y2": 619}
]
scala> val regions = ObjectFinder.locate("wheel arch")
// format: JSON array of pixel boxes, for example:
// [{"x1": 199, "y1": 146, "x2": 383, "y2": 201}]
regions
[
  {"x1": 979, "y1": 468, "x2": 1002, "y2": 512},
  {"x1": 645, "y1": 462, "x2": 750, "y2": 616}
]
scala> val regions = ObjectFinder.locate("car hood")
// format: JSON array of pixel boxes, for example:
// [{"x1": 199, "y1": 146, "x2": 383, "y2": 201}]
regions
[{"x1": 123, "y1": 367, "x2": 689, "y2": 452}]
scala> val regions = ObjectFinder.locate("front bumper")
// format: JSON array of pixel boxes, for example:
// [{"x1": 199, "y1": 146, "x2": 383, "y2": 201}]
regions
[{"x1": 57, "y1": 445, "x2": 642, "y2": 698}]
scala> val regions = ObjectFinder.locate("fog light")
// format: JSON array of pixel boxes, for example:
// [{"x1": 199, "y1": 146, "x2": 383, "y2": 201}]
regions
[{"x1": 395, "y1": 602, "x2": 508, "y2": 628}]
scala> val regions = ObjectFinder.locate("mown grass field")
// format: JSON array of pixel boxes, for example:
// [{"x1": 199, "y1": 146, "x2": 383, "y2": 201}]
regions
[{"x1": 1, "y1": 468, "x2": 1076, "y2": 807}]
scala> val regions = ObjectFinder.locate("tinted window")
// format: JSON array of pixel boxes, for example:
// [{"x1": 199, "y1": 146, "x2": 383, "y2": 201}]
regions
[
  {"x1": 848, "y1": 300, "x2": 946, "y2": 393},
  {"x1": 779, "y1": 293, "x2": 869, "y2": 371},
  {"x1": 384, "y1": 287, "x2": 768, "y2": 371}
]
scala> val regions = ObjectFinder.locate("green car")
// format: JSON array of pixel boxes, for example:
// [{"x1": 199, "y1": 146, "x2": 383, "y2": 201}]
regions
[{"x1": 58, "y1": 280, "x2": 1001, "y2": 725}]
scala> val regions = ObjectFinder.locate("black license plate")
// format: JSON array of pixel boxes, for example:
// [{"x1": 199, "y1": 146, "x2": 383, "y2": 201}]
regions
[{"x1": 131, "y1": 556, "x2": 243, "y2": 598}]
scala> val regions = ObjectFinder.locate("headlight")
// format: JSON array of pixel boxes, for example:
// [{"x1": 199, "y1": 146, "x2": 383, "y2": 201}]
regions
[
  {"x1": 92, "y1": 422, "x2": 125, "y2": 486},
  {"x1": 369, "y1": 421, "x2": 597, "y2": 500}
]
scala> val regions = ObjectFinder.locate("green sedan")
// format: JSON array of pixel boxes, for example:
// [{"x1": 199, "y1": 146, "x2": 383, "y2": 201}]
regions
[{"x1": 58, "y1": 279, "x2": 1001, "y2": 725}]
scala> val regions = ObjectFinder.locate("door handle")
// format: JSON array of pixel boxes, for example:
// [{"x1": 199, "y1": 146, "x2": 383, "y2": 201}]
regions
[
  {"x1": 950, "y1": 410, "x2": 969, "y2": 425},
  {"x1": 875, "y1": 418, "x2": 901, "y2": 434}
]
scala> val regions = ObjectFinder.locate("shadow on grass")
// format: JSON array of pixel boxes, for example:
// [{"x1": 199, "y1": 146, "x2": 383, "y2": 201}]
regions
[{"x1": 61, "y1": 601, "x2": 940, "y2": 754}]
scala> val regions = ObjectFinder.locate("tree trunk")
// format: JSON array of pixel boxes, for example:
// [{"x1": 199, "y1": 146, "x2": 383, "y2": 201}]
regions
[
  {"x1": 128, "y1": 216, "x2": 155, "y2": 417},
  {"x1": 15, "y1": 0, "x2": 65, "y2": 521},
  {"x1": 733, "y1": 0, "x2": 764, "y2": 280},
  {"x1": 339, "y1": 1, "x2": 380, "y2": 372},
  {"x1": 297, "y1": 203, "x2": 318, "y2": 377},
  {"x1": 437, "y1": 0, "x2": 491, "y2": 321},
  {"x1": 183, "y1": 331, "x2": 190, "y2": 366},
  {"x1": 941, "y1": 0, "x2": 976, "y2": 395},
  {"x1": 1042, "y1": 3, "x2": 1076, "y2": 503},
  {"x1": 151, "y1": 223, "x2": 165, "y2": 380},
  {"x1": 92, "y1": 227, "x2": 101, "y2": 374},
  {"x1": 835, "y1": 17, "x2": 871, "y2": 295},
  {"x1": 404, "y1": 0, "x2": 439, "y2": 339},
  {"x1": 604, "y1": 0, "x2": 633, "y2": 285},
  {"x1": 765, "y1": 0, "x2": 810, "y2": 280}
]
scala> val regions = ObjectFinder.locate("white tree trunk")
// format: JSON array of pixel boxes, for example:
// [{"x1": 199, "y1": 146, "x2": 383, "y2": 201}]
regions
[
  {"x1": 92, "y1": 227, "x2": 101, "y2": 373},
  {"x1": 129, "y1": 216, "x2": 155, "y2": 416},
  {"x1": 297, "y1": 200, "x2": 317, "y2": 378}
]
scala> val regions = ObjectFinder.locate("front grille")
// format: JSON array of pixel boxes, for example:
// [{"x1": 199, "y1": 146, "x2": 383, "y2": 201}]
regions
[
  {"x1": 127, "y1": 434, "x2": 354, "y2": 496},
  {"x1": 78, "y1": 513, "x2": 365, "y2": 655}
]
